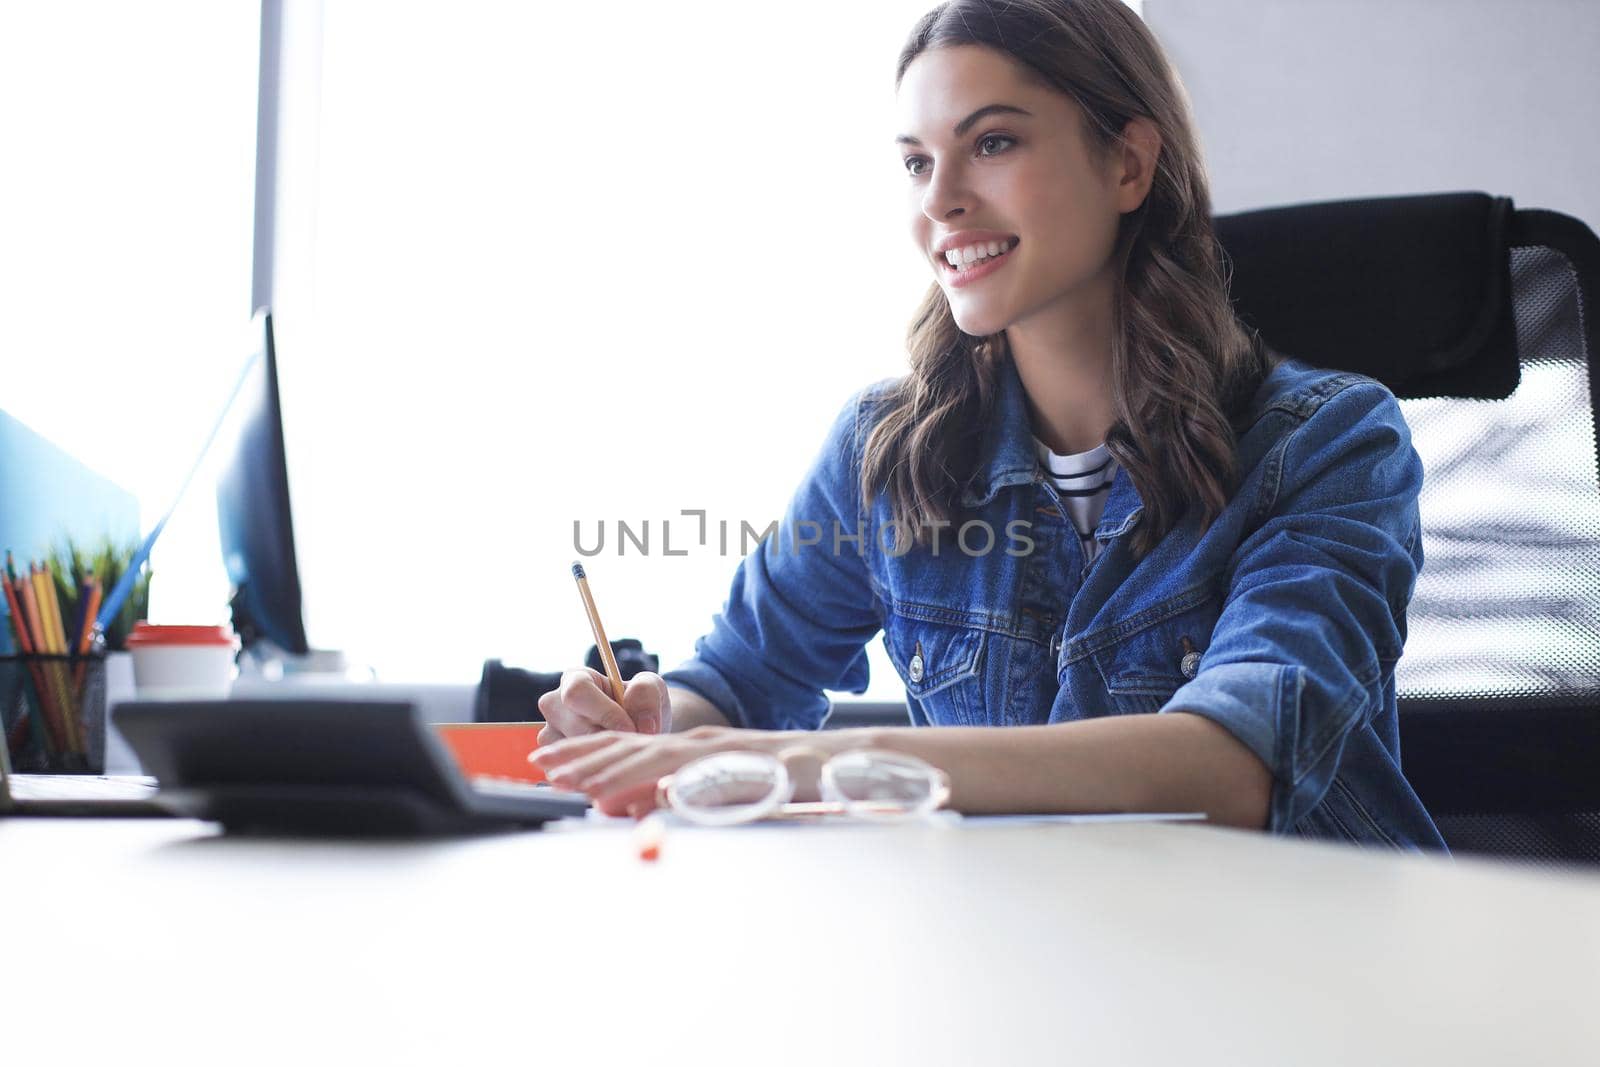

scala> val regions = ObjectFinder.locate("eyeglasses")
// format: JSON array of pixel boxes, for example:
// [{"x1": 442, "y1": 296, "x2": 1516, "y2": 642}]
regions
[{"x1": 654, "y1": 746, "x2": 951, "y2": 827}]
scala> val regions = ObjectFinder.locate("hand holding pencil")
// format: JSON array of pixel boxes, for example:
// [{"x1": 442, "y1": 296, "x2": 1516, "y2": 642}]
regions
[{"x1": 535, "y1": 563, "x2": 672, "y2": 745}]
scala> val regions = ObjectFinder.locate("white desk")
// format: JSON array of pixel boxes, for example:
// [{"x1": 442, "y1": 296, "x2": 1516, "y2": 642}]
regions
[{"x1": 7, "y1": 816, "x2": 1598, "y2": 1065}]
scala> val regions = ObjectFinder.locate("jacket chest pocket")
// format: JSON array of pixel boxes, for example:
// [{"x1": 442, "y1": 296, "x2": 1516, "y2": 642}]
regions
[
  {"x1": 882, "y1": 609, "x2": 987, "y2": 726},
  {"x1": 1092, "y1": 587, "x2": 1222, "y2": 715}
]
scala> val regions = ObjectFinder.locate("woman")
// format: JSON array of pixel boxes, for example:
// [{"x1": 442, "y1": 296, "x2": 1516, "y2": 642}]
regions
[{"x1": 533, "y1": 0, "x2": 1446, "y2": 850}]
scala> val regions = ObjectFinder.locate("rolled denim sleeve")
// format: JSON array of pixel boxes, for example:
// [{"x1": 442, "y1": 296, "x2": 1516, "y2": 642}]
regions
[
  {"x1": 661, "y1": 385, "x2": 890, "y2": 731},
  {"x1": 1158, "y1": 380, "x2": 1424, "y2": 833}
]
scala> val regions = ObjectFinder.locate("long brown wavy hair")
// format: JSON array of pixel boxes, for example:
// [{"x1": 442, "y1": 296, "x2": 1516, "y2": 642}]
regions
[{"x1": 861, "y1": 0, "x2": 1274, "y2": 560}]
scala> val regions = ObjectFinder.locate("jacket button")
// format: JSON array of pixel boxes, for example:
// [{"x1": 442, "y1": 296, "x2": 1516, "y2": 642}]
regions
[
  {"x1": 908, "y1": 652, "x2": 924, "y2": 683},
  {"x1": 1049, "y1": 632, "x2": 1062, "y2": 658},
  {"x1": 1179, "y1": 636, "x2": 1202, "y2": 679}
]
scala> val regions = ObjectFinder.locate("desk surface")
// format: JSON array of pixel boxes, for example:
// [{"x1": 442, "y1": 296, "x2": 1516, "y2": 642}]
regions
[{"x1": 7, "y1": 815, "x2": 1599, "y2": 1065}]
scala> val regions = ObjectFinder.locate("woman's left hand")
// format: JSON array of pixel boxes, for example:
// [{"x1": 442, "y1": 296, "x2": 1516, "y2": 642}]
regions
[{"x1": 530, "y1": 725, "x2": 772, "y2": 817}]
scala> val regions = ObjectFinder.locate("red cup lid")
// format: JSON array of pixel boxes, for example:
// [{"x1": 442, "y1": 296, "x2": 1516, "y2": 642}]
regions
[{"x1": 125, "y1": 622, "x2": 238, "y2": 648}]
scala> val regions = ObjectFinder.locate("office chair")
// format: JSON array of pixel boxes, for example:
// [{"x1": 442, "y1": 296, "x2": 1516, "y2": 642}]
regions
[{"x1": 1215, "y1": 191, "x2": 1600, "y2": 868}]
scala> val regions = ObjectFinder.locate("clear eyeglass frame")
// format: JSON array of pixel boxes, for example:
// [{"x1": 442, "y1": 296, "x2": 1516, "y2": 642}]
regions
[{"x1": 654, "y1": 745, "x2": 952, "y2": 827}]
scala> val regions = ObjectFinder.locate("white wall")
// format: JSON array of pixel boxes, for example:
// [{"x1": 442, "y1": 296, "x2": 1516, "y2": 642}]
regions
[{"x1": 1143, "y1": 0, "x2": 1600, "y2": 228}]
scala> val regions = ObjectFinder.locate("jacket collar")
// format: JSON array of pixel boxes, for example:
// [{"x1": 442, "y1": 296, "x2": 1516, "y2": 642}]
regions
[{"x1": 959, "y1": 354, "x2": 1144, "y2": 540}]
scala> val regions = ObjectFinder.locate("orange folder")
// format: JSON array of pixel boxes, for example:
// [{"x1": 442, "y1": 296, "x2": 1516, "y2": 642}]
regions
[{"x1": 431, "y1": 722, "x2": 546, "y2": 784}]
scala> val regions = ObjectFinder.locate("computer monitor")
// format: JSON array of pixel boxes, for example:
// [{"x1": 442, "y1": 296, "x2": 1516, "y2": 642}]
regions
[{"x1": 215, "y1": 309, "x2": 310, "y2": 657}]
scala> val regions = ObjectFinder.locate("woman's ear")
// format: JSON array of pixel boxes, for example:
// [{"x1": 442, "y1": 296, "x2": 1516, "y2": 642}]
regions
[{"x1": 1113, "y1": 116, "x2": 1163, "y2": 214}]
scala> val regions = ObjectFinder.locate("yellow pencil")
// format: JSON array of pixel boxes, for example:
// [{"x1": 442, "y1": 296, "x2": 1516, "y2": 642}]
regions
[
  {"x1": 570, "y1": 562, "x2": 626, "y2": 704},
  {"x1": 37, "y1": 562, "x2": 66, "y2": 654},
  {"x1": 22, "y1": 569, "x2": 72, "y2": 751},
  {"x1": 33, "y1": 563, "x2": 78, "y2": 752}
]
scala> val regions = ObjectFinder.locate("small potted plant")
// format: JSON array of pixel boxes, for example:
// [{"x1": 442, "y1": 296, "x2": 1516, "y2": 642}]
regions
[{"x1": 48, "y1": 535, "x2": 151, "y2": 709}]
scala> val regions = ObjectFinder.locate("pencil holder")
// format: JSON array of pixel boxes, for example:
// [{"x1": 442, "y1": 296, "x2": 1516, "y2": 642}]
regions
[{"x1": 1, "y1": 652, "x2": 108, "y2": 773}]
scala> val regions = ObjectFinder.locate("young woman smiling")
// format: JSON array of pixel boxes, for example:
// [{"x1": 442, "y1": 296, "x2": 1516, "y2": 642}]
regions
[{"x1": 531, "y1": 0, "x2": 1446, "y2": 851}]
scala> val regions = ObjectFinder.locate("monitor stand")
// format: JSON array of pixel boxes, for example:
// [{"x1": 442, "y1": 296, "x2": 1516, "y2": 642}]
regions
[
  {"x1": 228, "y1": 643, "x2": 476, "y2": 725},
  {"x1": 235, "y1": 640, "x2": 355, "y2": 683}
]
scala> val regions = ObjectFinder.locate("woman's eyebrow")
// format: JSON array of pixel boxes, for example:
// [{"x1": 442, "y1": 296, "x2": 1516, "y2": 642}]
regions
[{"x1": 895, "y1": 103, "x2": 1033, "y2": 146}]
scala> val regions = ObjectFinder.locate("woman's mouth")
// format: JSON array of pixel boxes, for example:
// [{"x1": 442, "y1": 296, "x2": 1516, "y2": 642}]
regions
[{"x1": 941, "y1": 237, "x2": 1019, "y2": 289}]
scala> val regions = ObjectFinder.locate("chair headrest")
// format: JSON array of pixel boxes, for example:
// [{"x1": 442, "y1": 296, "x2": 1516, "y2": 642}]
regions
[{"x1": 1215, "y1": 192, "x2": 1519, "y2": 399}]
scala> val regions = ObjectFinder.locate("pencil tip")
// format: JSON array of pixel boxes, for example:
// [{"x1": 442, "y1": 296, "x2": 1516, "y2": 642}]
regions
[{"x1": 571, "y1": 561, "x2": 586, "y2": 580}]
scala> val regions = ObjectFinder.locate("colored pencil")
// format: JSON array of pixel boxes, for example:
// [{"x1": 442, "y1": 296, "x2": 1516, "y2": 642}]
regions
[
  {"x1": 0, "y1": 590, "x2": 15, "y2": 757},
  {"x1": 1, "y1": 576, "x2": 41, "y2": 754},
  {"x1": 38, "y1": 563, "x2": 67, "y2": 654},
  {"x1": 2, "y1": 579, "x2": 35, "y2": 657},
  {"x1": 8, "y1": 577, "x2": 61, "y2": 754},
  {"x1": 66, "y1": 578, "x2": 90, "y2": 662},
  {"x1": 38, "y1": 572, "x2": 79, "y2": 755},
  {"x1": 72, "y1": 577, "x2": 103, "y2": 696},
  {"x1": 31, "y1": 568, "x2": 71, "y2": 751},
  {"x1": 4, "y1": 552, "x2": 54, "y2": 753},
  {"x1": 30, "y1": 565, "x2": 78, "y2": 753},
  {"x1": 74, "y1": 578, "x2": 101, "y2": 654},
  {"x1": 48, "y1": 566, "x2": 84, "y2": 756}
]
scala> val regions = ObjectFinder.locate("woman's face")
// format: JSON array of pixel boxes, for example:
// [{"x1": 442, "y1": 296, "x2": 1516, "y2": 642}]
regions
[{"x1": 896, "y1": 44, "x2": 1134, "y2": 339}]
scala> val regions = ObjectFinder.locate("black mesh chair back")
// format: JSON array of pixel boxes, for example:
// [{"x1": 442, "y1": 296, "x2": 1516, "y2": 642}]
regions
[{"x1": 1217, "y1": 192, "x2": 1600, "y2": 867}]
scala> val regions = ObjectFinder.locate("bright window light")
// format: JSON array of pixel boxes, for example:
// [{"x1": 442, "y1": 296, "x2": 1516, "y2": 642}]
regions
[
  {"x1": 289, "y1": 1, "x2": 955, "y2": 695},
  {"x1": 0, "y1": 2, "x2": 259, "y2": 623}
]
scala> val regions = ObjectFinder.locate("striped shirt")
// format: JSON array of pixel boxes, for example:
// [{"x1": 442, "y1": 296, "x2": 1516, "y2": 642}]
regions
[{"x1": 1032, "y1": 436, "x2": 1118, "y2": 564}]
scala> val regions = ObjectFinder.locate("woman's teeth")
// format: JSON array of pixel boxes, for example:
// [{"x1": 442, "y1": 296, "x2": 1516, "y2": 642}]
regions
[{"x1": 946, "y1": 237, "x2": 1019, "y2": 271}]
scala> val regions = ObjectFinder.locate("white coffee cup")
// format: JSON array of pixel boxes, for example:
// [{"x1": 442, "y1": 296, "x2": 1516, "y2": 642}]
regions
[{"x1": 126, "y1": 623, "x2": 239, "y2": 699}]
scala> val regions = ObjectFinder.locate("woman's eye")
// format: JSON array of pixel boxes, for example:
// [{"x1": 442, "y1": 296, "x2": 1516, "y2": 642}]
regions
[
  {"x1": 904, "y1": 134, "x2": 1015, "y2": 178},
  {"x1": 977, "y1": 133, "x2": 1016, "y2": 156}
]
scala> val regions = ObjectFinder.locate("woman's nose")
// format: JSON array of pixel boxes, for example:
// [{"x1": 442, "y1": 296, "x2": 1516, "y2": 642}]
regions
[{"x1": 921, "y1": 163, "x2": 972, "y2": 222}]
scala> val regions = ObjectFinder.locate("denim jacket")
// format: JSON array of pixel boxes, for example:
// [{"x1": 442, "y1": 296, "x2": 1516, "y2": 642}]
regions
[{"x1": 663, "y1": 355, "x2": 1448, "y2": 852}]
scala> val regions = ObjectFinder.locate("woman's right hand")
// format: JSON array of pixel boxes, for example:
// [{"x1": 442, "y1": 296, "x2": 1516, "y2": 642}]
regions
[{"x1": 535, "y1": 668, "x2": 672, "y2": 745}]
